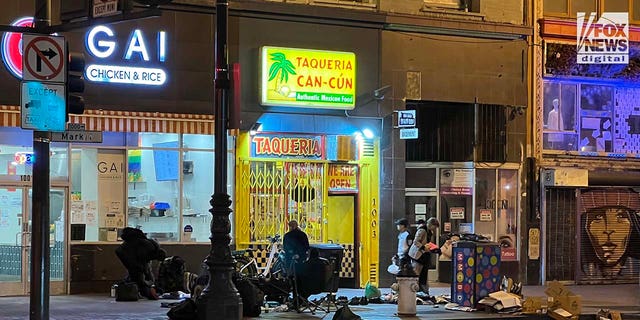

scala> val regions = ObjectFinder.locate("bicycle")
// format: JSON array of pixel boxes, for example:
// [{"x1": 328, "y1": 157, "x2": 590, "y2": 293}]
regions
[
  {"x1": 190, "y1": 235, "x2": 286, "y2": 301},
  {"x1": 232, "y1": 234, "x2": 286, "y2": 279}
]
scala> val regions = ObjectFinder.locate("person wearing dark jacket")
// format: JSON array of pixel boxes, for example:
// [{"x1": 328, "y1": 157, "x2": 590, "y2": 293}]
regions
[
  {"x1": 115, "y1": 227, "x2": 167, "y2": 299},
  {"x1": 283, "y1": 220, "x2": 310, "y2": 272}
]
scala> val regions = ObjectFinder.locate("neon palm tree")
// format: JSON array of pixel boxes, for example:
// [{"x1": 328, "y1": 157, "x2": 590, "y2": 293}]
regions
[{"x1": 268, "y1": 52, "x2": 296, "y2": 93}]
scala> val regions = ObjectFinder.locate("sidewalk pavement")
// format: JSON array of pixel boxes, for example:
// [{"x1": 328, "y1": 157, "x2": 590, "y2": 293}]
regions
[{"x1": 0, "y1": 283, "x2": 638, "y2": 320}]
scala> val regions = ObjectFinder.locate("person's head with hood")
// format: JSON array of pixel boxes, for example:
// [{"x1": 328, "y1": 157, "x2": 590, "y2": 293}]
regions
[{"x1": 120, "y1": 227, "x2": 146, "y2": 242}]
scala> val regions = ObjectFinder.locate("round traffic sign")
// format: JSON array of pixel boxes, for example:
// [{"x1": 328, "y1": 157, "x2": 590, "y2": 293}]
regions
[
  {"x1": 1, "y1": 17, "x2": 33, "y2": 79},
  {"x1": 24, "y1": 36, "x2": 64, "y2": 81}
]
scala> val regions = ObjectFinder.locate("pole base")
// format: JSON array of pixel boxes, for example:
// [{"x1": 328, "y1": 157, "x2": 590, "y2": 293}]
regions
[{"x1": 196, "y1": 285, "x2": 242, "y2": 320}]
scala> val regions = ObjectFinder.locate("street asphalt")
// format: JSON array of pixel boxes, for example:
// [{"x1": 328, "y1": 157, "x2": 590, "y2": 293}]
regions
[{"x1": 0, "y1": 284, "x2": 638, "y2": 319}]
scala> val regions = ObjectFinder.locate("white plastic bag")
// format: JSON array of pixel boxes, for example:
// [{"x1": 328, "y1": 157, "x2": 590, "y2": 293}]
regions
[{"x1": 387, "y1": 263, "x2": 400, "y2": 275}]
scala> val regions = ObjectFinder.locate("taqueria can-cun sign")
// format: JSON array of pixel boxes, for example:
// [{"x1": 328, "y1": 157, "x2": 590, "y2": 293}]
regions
[{"x1": 260, "y1": 46, "x2": 356, "y2": 110}]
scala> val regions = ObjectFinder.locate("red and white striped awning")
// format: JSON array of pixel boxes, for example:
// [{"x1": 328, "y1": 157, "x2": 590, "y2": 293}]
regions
[{"x1": 0, "y1": 105, "x2": 214, "y2": 134}]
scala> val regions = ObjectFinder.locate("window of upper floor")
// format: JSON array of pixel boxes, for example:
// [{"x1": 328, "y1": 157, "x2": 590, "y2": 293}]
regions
[
  {"x1": 544, "y1": 0, "x2": 640, "y2": 25},
  {"x1": 542, "y1": 78, "x2": 640, "y2": 156}
]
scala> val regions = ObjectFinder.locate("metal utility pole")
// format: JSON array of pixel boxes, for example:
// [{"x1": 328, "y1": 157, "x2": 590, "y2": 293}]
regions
[
  {"x1": 196, "y1": 0, "x2": 242, "y2": 319},
  {"x1": 30, "y1": 0, "x2": 51, "y2": 318}
]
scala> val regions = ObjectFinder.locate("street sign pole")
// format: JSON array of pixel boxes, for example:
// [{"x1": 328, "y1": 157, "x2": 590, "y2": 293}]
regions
[{"x1": 30, "y1": 0, "x2": 50, "y2": 319}]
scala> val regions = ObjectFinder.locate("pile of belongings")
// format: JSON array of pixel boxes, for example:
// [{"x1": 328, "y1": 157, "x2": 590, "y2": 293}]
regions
[{"x1": 477, "y1": 276, "x2": 523, "y2": 313}]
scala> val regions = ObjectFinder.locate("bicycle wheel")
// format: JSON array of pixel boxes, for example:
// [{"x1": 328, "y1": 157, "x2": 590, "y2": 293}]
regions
[{"x1": 235, "y1": 257, "x2": 258, "y2": 277}]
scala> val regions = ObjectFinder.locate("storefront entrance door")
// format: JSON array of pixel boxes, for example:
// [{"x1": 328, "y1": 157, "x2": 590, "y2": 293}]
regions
[
  {"x1": 0, "y1": 186, "x2": 67, "y2": 296},
  {"x1": 405, "y1": 193, "x2": 439, "y2": 281},
  {"x1": 327, "y1": 194, "x2": 358, "y2": 287}
]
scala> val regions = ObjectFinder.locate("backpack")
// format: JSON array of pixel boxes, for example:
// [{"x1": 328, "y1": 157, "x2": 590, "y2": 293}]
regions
[
  {"x1": 405, "y1": 227, "x2": 417, "y2": 249},
  {"x1": 167, "y1": 299, "x2": 197, "y2": 320},
  {"x1": 115, "y1": 281, "x2": 139, "y2": 301},
  {"x1": 234, "y1": 275, "x2": 264, "y2": 317},
  {"x1": 157, "y1": 256, "x2": 186, "y2": 293}
]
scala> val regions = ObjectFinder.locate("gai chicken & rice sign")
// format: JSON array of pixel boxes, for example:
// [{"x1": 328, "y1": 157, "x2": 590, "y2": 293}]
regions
[{"x1": 260, "y1": 46, "x2": 356, "y2": 110}]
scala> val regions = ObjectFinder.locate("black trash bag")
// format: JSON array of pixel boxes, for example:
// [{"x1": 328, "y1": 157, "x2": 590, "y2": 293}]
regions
[
  {"x1": 167, "y1": 299, "x2": 197, "y2": 320},
  {"x1": 235, "y1": 276, "x2": 264, "y2": 317},
  {"x1": 115, "y1": 281, "x2": 139, "y2": 301},
  {"x1": 332, "y1": 305, "x2": 361, "y2": 320}
]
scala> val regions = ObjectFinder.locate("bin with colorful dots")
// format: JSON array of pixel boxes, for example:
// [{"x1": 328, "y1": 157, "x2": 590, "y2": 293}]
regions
[{"x1": 451, "y1": 241, "x2": 501, "y2": 307}]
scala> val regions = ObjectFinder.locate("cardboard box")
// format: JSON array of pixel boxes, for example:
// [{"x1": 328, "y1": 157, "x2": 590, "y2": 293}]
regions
[
  {"x1": 557, "y1": 295, "x2": 582, "y2": 315},
  {"x1": 522, "y1": 296, "x2": 545, "y2": 314}
]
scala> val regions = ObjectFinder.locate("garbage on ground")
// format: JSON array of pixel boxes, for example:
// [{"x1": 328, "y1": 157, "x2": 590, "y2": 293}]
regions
[
  {"x1": 597, "y1": 309, "x2": 622, "y2": 320},
  {"x1": 545, "y1": 281, "x2": 582, "y2": 320},
  {"x1": 444, "y1": 302, "x2": 475, "y2": 312},
  {"x1": 477, "y1": 291, "x2": 522, "y2": 313},
  {"x1": 476, "y1": 277, "x2": 523, "y2": 314}
]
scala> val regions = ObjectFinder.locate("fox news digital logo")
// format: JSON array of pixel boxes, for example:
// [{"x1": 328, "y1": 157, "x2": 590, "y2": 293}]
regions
[{"x1": 577, "y1": 12, "x2": 629, "y2": 64}]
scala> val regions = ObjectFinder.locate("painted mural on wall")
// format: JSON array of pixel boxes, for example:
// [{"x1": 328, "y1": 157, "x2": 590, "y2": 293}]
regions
[{"x1": 580, "y1": 189, "x2": 640, "y2": 282}]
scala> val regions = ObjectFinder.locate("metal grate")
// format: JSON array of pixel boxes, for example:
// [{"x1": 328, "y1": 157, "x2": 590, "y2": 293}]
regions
[
  {"x1": 545, "y1": 188, "x2": 577, "y2": 282},
  {"x1": 405, "y1": 101, "x2": 474, "y2": 162},
  {"x1": 476, "y1": 104, "x2": 507, "y2": 162},
  {"x1": 361, "y1": 139, "x2": 375, "y2": 158},
  {"x1": 245, "y1": 161, "x2": 324, "y2": 243}
]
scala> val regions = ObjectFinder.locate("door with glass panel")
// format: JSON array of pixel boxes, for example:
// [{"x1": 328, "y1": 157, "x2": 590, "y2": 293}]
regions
[{"x1": 0, "y1": 186, "x2": 67, "y2": 296}]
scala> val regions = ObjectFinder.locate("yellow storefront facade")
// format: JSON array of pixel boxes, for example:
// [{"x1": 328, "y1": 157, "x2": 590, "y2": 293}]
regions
[{"x1": 234, "y1": 131, "x2": 380, "y2": 288}]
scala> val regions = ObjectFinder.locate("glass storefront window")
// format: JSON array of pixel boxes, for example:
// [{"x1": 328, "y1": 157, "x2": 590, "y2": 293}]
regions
[
  {"x1": 473, "y1": 169, "x2": 519, "y2": 261},
  {"x1": 126, "y1": 132, "x2": 180, "y2": 148},
  {"x1": 579, "y1": 84, "x2": 613, "y2": 152},
  {"x1": 475, "y1": 169, "x2": 497, "y2": 241},
  {"x1": 497, "y1": 169, "x2": 518, "y2": 261},
  {"x1": 184, "y1": 134, "x2": 214, "y2": 149},
  {"x1": 0, "y1": 128, "x2": 68, "y2": 179},
  {"x1": 182, "y1": 151, "x2": 213, "y2": 242},
  {"x1": 70, "y1": 148, "x2": 126, "y2": 242},
  {"x1": 51, "y1": 144, "x2": 69, "y2": 180},
  {"x1": 127, "y1": 149, "x2": 180, "y2": 242},
  {"x1": 543, "y1": 81, "x2": 578, "y2": 151}
]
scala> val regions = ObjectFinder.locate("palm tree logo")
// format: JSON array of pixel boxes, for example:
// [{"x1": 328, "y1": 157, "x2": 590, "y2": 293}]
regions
[{"x1": 268, "y1": 52, "x2": 296, "y2": 97}]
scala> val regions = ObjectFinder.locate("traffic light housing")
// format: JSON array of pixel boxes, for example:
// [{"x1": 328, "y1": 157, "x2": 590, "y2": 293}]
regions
[{"x1": 66, "y1": 50, "x2": 85, "y2": 122}]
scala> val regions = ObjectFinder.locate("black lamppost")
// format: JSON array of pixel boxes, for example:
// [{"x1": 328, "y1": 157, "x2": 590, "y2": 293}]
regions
[{"x1": 196, "y1": 0, "x2": 242, "y2": 318}]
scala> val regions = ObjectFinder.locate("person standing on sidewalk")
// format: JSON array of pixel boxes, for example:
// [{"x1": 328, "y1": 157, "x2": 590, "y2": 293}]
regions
[
  {"x1": 393, "y1": 218, "x2": 412, "y2": 271},
  {"x1": 409, "y1": 218, "x2": 441, "y2": 295}
]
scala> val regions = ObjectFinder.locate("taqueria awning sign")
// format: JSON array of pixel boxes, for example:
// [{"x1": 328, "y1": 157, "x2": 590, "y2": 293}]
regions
[{"x1": 260, "y1": 46, "x2": 356, "y2": 110}]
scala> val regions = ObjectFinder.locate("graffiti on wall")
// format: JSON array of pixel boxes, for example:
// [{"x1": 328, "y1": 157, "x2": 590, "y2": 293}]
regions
[{"x1": 580, "y1": 189, "x2": 640, "y2": 281}]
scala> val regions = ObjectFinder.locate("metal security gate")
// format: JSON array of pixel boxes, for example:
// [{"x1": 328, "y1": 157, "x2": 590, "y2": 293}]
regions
[
  {"x1": 578, "y1": 188, "x2": 640, "y2": 284},
  {"x1": 545, "y1": 188, "x2": 577, "y2": 282},
  {"x1": 243, "y1": 161, "x2": 324, "y2": 243}
]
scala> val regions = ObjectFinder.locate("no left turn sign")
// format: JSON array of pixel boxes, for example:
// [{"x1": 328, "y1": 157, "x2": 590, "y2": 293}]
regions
[{"x1": 22, "y1": 34, "x2": 66, "y2": 83}]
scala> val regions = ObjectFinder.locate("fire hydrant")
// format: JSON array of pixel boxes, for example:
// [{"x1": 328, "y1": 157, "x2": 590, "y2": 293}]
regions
[{"x1": 391, "y1": 276, "x2": 419, "y2": 316}]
